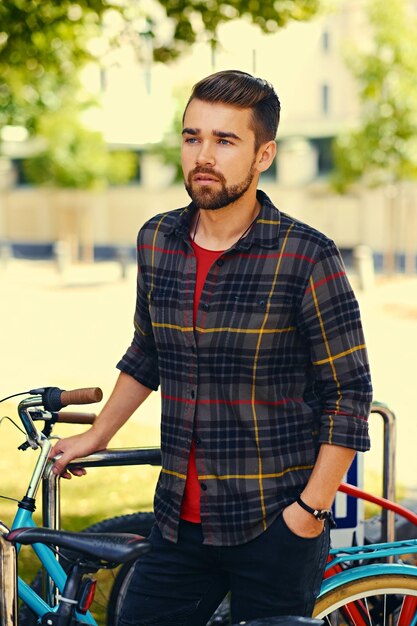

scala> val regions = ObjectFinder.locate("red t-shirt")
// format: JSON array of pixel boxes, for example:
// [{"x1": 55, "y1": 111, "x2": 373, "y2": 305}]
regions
[{"x1": 180, "y1": 239, "x2": 225, "y2": 523}]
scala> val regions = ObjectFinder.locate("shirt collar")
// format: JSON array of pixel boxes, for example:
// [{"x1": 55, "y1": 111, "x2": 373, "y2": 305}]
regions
[{"x1": 165, "y1": 190, "x2": 281, "y2": 250}]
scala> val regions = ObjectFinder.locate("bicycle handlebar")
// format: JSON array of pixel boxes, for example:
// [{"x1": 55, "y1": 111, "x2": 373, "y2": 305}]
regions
[
  {"x1": 56, "y1": 411, "x2": 96, "y2": 425},
  {"x1": 60, "y1": 387, "x2": 103, "y2": 407},
  {"x1": 28, "y1": 386, "x2": 103, "y2": 411},
  {"x1": 17, "y1": 386, "x2": 102, "y2": 445}
]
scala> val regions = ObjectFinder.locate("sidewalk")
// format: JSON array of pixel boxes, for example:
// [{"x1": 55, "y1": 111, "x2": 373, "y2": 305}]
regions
[{"x1": 1, "y1": 258, "x2": 417, "y2": 492}]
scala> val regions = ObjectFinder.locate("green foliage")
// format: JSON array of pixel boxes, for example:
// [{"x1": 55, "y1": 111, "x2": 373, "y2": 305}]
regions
[
  {"x1": 147, "y1": 0, "x2": 322, "y2": 62},
  {"x1": 0, "y1": 0, "x2": 322, "y2": 130},
  {"x1": 332, "y1": 0, "x2": 417, "y2": 192},
  {"x1": 0, "y1": 0, "x2": 115, "y2": 130},
  {"x1": 22, "y1": 111, "x2": 137, "y2": 189},
  {"x1": 107, "y1": 150, "x2": 138, "y2": 186}
]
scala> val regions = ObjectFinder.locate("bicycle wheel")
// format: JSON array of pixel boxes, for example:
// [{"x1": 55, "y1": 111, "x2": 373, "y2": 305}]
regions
[
  {"x1": 18, "y1": 512, "x2": 155, "y2": 626},
  {"x1": 314, "y1": 573, "x2": 417, "y2": 626}
]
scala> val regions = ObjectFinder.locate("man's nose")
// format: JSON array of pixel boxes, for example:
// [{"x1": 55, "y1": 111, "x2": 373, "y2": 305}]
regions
[{"x1": 196, "y1": 141, "x2": 215, "y2": 166}]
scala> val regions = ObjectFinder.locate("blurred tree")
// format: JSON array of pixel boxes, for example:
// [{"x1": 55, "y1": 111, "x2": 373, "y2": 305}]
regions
[
  {"x1": 20, "y1": 109, "x2": 137, "y2": 262},
  {"x1": 22, "y1": 110, "x2": 136, "y2": 190},
  {"x1": 0, "y1": 0, "x2": 322, "y2": 131},
  {"x1": 0, "y1": 0, "x2": 112, "y2": 131},
  {"x1": 331, "y1": 0, "x2": 417, "y2": 273},
  {"x1": 332, "y1": 0, "x2": 417, "y2": 190},
  {"x1": 127, "y1": 0, "x2": 322, "y2": 63}
]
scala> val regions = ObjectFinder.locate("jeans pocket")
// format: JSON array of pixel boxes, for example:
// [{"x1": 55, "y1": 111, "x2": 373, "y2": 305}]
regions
[{"x1": 280, "y1": 511, "x2": 324, "y2": 541}]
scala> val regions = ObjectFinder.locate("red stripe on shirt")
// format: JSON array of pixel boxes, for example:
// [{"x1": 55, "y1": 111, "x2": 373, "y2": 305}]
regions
[
  {"x1": 231, "y1": 252, "x2": 317, "y2": 264},
  {"x1": 306, "y1": 271, "x2": 346, "y2": 293},
  {"x1": 138, "y1": 244, "x2": 189, "y2": 257}
]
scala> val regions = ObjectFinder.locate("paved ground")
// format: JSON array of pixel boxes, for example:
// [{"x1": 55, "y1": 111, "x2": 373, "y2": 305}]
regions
[{"x1": 1, "y1": 258, "x2": 417, "y2": 494}]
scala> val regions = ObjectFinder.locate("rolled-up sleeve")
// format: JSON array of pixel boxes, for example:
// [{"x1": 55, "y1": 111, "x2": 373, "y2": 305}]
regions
[
  {"x1": 297, "y1": 241, "x2": 372, "y2": 451},
  {"x1": 117, "y1": 233, "x2": 160, "y2": 391}
]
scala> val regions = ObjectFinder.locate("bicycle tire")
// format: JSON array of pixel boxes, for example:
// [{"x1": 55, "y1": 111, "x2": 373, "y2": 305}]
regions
[
  {"x1": 18, "y1": 511, "x2": 155, "y2": 626},
  {"x1": 314, "y1": 572, "x2": 417, "y2": 626}
]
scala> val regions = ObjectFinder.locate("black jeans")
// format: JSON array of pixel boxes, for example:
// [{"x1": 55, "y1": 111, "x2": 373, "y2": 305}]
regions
[{"x1": 117, "y1": 515, "x2": 330, "y2": 626}]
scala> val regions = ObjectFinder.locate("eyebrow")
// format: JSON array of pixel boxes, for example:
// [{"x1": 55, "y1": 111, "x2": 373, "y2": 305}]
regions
[{"x1": 182, "y1": 128, "x2": 242, "y2": 141}]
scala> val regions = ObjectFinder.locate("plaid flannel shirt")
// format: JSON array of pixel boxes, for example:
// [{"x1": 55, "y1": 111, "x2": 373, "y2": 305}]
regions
[{"x1": 118, "y1": 190, "x2": 372, "y2": 546}]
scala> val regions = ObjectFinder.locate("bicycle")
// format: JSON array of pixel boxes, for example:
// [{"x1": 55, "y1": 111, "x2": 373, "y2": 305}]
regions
[{"x1": 0, "y1": 386, "x2": 156, "y2": 626}]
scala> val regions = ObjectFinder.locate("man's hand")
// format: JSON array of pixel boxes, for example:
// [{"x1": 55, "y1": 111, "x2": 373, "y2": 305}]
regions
[
  {"x1": 48, "y1": 430, "x2": 107, "y2": 479},
  {"x1": 47, "y1": 373, "x2": 153, "y2": 479},
  {"x1": 282, "y1": 500, "x2": 324, "y2": 538}
]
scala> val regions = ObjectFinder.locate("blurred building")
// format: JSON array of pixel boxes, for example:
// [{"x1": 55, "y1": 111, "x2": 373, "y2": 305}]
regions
[{"x1": 1, "y1": 0, "x2": 417, "y2": 271}]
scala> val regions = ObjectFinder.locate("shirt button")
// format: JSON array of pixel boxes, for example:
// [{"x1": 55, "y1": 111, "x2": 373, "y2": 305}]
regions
[
  {"x1": 194, "y1": 435, "x2": 201, "y2": 445},
  {"x1": 202, "y1": 303, "x2": 209, "y2": 311},
  {"x1": 200, "y1": 482, "x2": 207, "y2": 491},
  {"x1": 216, "y1": 259, "x2": 224, "y2": 267}
]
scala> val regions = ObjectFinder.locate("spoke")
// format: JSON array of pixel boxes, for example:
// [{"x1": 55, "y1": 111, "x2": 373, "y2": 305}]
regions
[
  {"x1": 364, "y1": 597, "x2": 373, "y2": 626},
  {"x1": 344, "y1": 602, "x2": 357, "y2": 626}
]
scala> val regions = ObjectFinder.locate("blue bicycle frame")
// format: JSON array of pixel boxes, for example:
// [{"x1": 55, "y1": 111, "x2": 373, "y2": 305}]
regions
[
  {"x1": 8, "y1": 415, "x2": 98, "y2": 626},
  {"x1": 319, "y1": 538, "x2": 417, "y2": 597},
  {"x1": 11, "y1": 508, "x2": 97, "y2": 625}
]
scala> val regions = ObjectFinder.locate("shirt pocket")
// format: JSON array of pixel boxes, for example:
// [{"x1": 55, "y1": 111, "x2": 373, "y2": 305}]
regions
[
  {"x1": 148, "y1": 288, "x2": 183, "y2": 343},
  {"x1": 227, "y1": 293, "x2": 294, "y2": 327},
  {"x1": 221, "y1": 293, "x2": 296, "y2": 350}
]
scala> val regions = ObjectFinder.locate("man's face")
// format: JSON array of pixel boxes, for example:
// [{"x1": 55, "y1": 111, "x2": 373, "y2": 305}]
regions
[{"x1": 181, "y1": 99, "x2": 259, "y2": 210}]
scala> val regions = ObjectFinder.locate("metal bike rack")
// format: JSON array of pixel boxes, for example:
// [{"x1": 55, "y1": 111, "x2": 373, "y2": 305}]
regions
[
  {"x1": 42, "y1": 447, "x2": 162, "y2": 530},
  {"x1": 370, "y1": 401, "x2": 397, "y2": 543},
  {"x1": 41, "y1": 407, "x2": 398, "y2": 538}
]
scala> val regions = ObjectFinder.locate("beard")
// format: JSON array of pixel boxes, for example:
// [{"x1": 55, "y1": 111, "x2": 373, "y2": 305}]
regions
[{"x1": 184, "y1": 161, "x2": 256, "y2": 210}]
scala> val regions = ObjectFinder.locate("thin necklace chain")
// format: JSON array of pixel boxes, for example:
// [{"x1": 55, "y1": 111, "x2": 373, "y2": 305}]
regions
[{"x1": 192, "y1": 211, "x2": 258, "y2": 245}]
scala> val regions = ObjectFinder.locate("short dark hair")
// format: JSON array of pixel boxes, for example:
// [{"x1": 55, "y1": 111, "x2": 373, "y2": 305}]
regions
[{"x1": 184, "y1": 70, "x2": 281, "y2": 149}]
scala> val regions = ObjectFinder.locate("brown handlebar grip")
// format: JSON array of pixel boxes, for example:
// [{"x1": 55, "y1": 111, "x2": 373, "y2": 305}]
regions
[
  {"x1": 56, "y1": 412, "x2": 96, "y2": 424},
  {"x1": 60, "y1": 387, "x2": 103, "y2": 407}
]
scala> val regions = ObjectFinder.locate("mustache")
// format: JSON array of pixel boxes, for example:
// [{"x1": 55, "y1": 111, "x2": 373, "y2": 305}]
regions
[{"x1": 189, "y1": 167, "x2": 226, "y2": 183}]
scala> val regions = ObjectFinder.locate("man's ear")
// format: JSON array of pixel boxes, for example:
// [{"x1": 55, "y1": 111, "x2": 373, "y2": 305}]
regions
[{"x1": 256, "y1": 141, "x2": 277, "y2": 173}]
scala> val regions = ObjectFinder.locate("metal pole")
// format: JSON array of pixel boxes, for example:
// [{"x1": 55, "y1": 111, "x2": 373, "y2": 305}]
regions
[
  {"x1": 42, "y1": 468, "x2": 61, "y2": 607},
  {"x1": 370, "y1": 402, "x2": 397, "y2": 543},
  {"x1": 42, "y1": 447, "x2": 161, "y2": 529},
  {"x1": 66, "y1": 447, "x2": 162, "y2": 470}
]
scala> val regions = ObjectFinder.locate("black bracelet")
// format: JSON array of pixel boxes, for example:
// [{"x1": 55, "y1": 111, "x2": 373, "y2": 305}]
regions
[{"x1": 296, "y1": 495, "x2": 334, "y2": 523}]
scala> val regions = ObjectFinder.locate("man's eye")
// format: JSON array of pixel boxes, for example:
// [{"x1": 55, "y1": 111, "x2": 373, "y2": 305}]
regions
[
  {"x1": 218, "y1": 139, "x2": 232, "y2": 145},
  {"x1": 184, "y1": 137, "x2": 198, "y2": 143}
]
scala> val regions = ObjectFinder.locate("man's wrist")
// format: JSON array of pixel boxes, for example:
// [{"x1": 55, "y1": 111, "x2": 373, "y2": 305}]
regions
[{"x1": 296, "y1": 495, "x2": 334, "y2": 523}]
